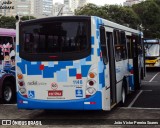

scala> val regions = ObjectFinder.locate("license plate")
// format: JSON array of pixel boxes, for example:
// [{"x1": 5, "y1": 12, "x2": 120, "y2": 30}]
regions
[{"x1": 48, "y1": 90, "x2": 63, "y2": 96}]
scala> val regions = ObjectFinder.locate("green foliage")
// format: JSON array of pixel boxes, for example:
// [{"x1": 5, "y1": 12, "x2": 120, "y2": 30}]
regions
[
  {"x1": 75, "y1": 3, "x2": 108, "y2": 19},
  {"x1": 0, "y1": 15, "x2": 36, "y2": 29},
  {"x1": 132, "y1": 0, "x2": 160, "y2": 38},
  {"x1": 0, "y1": 16, "x2": 16, "y2": 28},
  {"x1": 104, "y1": 5, "x2": 140, "y2": 29},
  {"x1": 76, "y1": 0, "x2": 160, "y2": 38},
  {"x1": 21, "y1": 16, "x2": 36, "y2": 21},
  {"x1": 75, "y1": 4, "x2": 140, "y2": 29}
]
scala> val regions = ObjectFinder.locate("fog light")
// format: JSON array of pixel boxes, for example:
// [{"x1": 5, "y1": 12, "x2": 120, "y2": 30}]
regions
[
  {"x1": 89, "y1": 72, "x2": 96, "y2": 78},
  {"x1": 17, "y1": 74, "x2": 23, "y2": 79}
]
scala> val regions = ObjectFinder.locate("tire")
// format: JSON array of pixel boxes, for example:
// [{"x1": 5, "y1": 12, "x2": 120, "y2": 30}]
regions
[{"x1": 2, "y1": 81, "x2": 16, "y2": 104}]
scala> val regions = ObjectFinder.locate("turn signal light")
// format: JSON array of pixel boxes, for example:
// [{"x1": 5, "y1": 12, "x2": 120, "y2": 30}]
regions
[
  {"x1": 17, "y1": 74, "x2": 23, "y2": 79},
  {"x1": 89, "y1": 72, "x2": 95, "y2": 78}
]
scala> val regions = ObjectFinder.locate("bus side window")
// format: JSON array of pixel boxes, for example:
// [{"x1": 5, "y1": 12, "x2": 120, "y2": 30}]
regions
[
  {"x1": 120, "y1": 31, "x2": 127, "y2": 60},
  {"x1": 114, "y1": 30, "x2": 127, "y2": 61},
  {"x1": 126, "y1": 36, "x2": 132, "y2": 59},
  {"x1": 100, "y1": 26, "x2": 108, "y2": 65},
  {"x1": 114, "y1": 30, "x2": 121, "y2": 61}
]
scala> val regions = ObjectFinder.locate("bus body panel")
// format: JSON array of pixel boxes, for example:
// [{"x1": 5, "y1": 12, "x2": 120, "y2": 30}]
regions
[{"x1": 17, "y1": 91, "x2": 102, "y2": 110}]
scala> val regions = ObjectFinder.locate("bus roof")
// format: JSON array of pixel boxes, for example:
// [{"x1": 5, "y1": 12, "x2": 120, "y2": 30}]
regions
[{"x1": 0, "y1": 28, "x2": 16, "y2": 37}]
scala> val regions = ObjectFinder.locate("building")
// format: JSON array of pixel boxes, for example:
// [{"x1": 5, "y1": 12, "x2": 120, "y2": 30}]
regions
[
  {"x1": 78, "y1": 0, "x2": 88, "y2": 8},
  {"x1": 53, "y1": 2, "x2": 64, "y2": 16},
  {"x1": 0, "y1": 0, "x2": 88, "y2": 18},
  {"x1": 0, "y1": 0, "x2": 53, "y2": 18},
  {"x1": 15, "y1": 0, "x2": 31, "y2": 16},
  {"x1": 53, "y1": 0, "x2": 88, "y2": 16},
  {"x1": 0, "y1": 0, "x2": 16, "y2": 16},
  {"x1": 123, "y1": 0, "x2": 144, "y2": 6},
  {"x1": 34, "y1": 0, "x2": 53, "y2": 18}
]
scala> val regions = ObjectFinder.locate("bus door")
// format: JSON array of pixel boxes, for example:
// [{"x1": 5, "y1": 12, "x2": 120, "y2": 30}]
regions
[
  {"x1": 100, "y1": 26, "x2": 116, "y2": 107},
  {"x1": 106, "y1": 32, "x2": 116, "y2": 106},
  {"x1": 132, "y1": 35, "x2": 141, "y2": 90}
]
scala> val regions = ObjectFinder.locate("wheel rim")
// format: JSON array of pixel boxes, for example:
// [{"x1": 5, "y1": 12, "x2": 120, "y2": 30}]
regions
[
  {"x1": 3, "y1": 86, "x2": 12, "y2": 102},
  {"x1": 122, "y1": 88, "x2": 125, "y2": 103}
]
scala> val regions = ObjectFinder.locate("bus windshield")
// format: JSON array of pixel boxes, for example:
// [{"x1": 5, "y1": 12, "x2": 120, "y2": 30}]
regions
[
  {"x1": 0, "y1": 36, "x2": 14, "y2": 44},
  {"x1": 20, "y1": 18, "x2": 91, "y2": 61},
  {"x1": 145, "y1": 43, "x2": 159, "y2": 57}
]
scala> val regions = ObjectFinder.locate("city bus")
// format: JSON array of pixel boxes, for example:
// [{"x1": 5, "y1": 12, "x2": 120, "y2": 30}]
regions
[
  {"x1": 0, "y1": 28, "x2": 16, "y2": 104},
  {"x1": 16, "y1": 16, "x2": 145, "y2": 110},
  {"x1": 144, "y1": 39, "x2": 160, "y2": 67}
]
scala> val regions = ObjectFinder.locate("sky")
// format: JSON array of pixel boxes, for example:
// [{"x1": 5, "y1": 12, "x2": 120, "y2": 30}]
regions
[{"x1": 53, "y1": 0, "x2": 126, "y2": 6}]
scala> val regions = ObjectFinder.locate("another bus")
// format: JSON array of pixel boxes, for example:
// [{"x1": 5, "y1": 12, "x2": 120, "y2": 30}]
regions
[
  {"x1": 144, "y1": 39, "x2": 160, "y2": 67},
  {"x1": 16, "y1": 16, "x2": 145, "y2": 110},
  {"x1": 0, "y1": 28, "x2": 16, "y2": 103}
]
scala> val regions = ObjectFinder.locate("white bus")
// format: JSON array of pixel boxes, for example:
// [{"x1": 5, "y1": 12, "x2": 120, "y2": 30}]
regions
[
  {"x1": 144, "y1": 39, "x2": 160, "y2": 67},
  {"x1": 16, "y1": 16, "x2": 145, "y2": 110}
]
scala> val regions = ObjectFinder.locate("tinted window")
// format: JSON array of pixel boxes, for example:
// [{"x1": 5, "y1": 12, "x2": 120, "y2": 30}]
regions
[
  {"x1": 20, "y1": 18, "x2": 91, "y2": 61},
  {"x1": 127, "y1": 36, "x2": 132, "y2": 59},
  {"x1": 100, "y1": 26, "x2": 108, "y2": 64},
  {"x1": 114, "y1": 30, "x2": 127, "y2": 61}
]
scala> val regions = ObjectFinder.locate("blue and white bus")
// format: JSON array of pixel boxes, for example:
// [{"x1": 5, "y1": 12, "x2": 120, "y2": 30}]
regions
[{"x1": 16, "y1": 16, "x2": 145, "y2": 110}]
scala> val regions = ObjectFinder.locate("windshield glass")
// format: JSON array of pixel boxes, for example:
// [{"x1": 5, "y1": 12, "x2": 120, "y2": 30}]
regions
[
  {"x1": 145, "y1": 43, "x2": 159, "y2": 57},
  {"x1": 20, "y1": 18, "x2": 91, "y2": 61},
  {"x1": 0, "y1": 36, "x2": 13, "y2": 44},
  {"x1": 22, "y1": 21, "x2": 89, "y2": 53}
]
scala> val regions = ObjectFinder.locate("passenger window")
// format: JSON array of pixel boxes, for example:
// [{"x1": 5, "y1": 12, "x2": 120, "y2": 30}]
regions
[
  {"x1": 114, "y1": 30, "x2": 127, "y2": 61},
  {"x1": 100, "y1": 26, "x2": 108, "y2": 65}
]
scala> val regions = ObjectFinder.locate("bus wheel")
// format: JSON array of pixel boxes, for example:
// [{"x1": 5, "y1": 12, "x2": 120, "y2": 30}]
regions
[{"x1": 2, "y1": 81, "x2": 16, "y2": 104}]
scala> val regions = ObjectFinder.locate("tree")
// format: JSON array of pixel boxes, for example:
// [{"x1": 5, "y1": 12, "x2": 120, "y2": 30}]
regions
[
  {"x1": 75, "y1": 4, "x2": 140, "y2": 29},
  {"x1": 21, "y1": 16, "x2": 36, "y2": 21},
  {"x1": 103, "y1": 5, "x2": 140, "y2": 29},
  {"x1": 0, "y1": 15, "x2": 36, "y2": 29},
  {"x1": 75, "y1": 3, "x2": 108, "y2": 19},
  {"x1": 0, "y1": 16, "x2": 16, "y2": 28},
  {"x1": 132, "y1": 0, "x2": 160, "y2": 38}
]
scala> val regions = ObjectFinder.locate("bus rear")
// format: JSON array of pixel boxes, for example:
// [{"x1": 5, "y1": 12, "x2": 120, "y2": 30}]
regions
[{"x1": 16, "y1": 16, "x2": 103, "y2": 110}]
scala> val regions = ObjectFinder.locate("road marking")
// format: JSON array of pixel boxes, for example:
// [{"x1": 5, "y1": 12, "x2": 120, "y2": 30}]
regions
[
  {"x1": 121, "y1": 107, "x2": 160, "y2": 110},
  {"x1": 149, "y1": 72, "x2": 159, "y2": 82},
  {"x1": 1, "y1": 104, "x2": 16, "y2": 106},
  {"x1": 128, "y1": 90, "x2": 143, "y2": 108}
]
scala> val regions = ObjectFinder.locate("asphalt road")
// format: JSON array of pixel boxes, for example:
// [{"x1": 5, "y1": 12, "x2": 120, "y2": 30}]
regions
[{"x1": 0, "y1": 71, "x2": 160, "y2": 128}]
